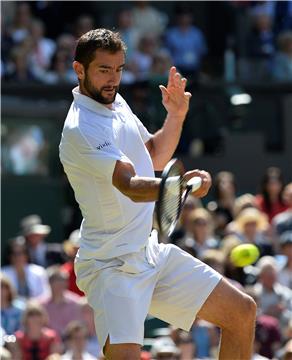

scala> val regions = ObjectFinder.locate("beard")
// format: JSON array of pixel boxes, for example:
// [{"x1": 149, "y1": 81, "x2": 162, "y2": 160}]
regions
[{"x1": 83, "y1": 73, "x2": 119, "y2": 105}]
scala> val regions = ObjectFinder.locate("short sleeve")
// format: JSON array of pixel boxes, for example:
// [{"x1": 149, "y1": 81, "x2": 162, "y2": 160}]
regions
[
  {"x1": 61, "y1": 121, "x2": 132, "y2": 179},
  {"x1": 133, "y1": 115, "x2": 153, "y2": 143}
]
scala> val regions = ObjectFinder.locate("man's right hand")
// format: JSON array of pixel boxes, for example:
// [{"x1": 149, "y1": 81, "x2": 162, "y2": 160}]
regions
[{"x1": 183, "y1": 169, "x2": 212, "y2": 198}]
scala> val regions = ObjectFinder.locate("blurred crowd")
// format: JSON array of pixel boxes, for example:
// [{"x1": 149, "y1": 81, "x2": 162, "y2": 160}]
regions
[
  {"x1": 1, "y1": 1, "x2": 292, "y2": 360},
  {"x1": 1, "y1": 1, "x2": 292, "y2": 86},
  {"x1": 1, "y1": 166, "x2": 292, "y2": 360}
]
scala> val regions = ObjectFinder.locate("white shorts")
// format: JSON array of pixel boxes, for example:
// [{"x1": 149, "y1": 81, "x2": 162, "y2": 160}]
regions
[{"x1": 75, "y1": 230, "x2": 222, "y2": 349}]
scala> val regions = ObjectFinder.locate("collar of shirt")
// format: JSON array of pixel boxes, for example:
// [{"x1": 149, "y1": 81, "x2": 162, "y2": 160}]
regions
[{"x1": 72, "y1": 86, "x2": 122, "y2": 118}]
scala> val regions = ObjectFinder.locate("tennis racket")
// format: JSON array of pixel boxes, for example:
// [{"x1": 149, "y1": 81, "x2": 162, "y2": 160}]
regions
[{"x1": 156, "y1": 158, "x2": 202, "y2": 237}]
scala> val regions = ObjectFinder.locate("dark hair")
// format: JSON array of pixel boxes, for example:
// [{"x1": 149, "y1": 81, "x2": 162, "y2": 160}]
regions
[
  {"x1": 4, "y1": 236, "x2": 30, "y2": 265},
  {"x1": 213, "y1": 171, "x2": 236, "y2": 201},
  {"x1": 74, "y1": 28, "x2": 127, "y2": 70},
  {"x1": 260, "y1": 167, "x2": 285, "y2": 211}
]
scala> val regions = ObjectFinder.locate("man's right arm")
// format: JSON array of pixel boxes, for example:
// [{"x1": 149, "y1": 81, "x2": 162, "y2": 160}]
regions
[
  {"x1": 112, "y1": 160, "x2": 161, "y2": 202},
  {"x1": 112, "y1": 160, "x2": 212, "y2": 202}
]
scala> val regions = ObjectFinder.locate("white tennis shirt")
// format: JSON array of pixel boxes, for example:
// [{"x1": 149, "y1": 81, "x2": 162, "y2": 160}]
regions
[{"x1": 59, "y1": 87, "x2": 155, "y2": 260}]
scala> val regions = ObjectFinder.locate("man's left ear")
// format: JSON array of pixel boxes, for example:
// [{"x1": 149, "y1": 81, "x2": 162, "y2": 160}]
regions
[{"x1": 73, "y1": 61, "x2": 85, "y2": 80}]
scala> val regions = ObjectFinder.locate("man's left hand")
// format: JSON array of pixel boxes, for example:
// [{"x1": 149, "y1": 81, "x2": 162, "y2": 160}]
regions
[{"x1": 159, "y1": 66, "x2": 192, "y2": 122}]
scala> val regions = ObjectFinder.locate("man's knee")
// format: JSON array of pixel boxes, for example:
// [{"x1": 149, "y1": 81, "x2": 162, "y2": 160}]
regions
[
  {"x1": 197, "y1": 278, "x2": 257, "y2": 333},
  {"x1": 241, "y1": 294, "x2": 257, "y2": 320},
  {"x1": 226, "y1": 293, "x2": 257, "y2": 331}
]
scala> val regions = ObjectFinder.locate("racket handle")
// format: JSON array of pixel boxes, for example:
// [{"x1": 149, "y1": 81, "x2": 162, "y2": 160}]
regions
[{"x1": 186, "y1": 177, "x2": 202, "y2": 193}]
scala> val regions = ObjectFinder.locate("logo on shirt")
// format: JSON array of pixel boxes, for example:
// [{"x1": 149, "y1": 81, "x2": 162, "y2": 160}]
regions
[{"x1": 96, "y1": 141, "x2": 111, "y2": 150}]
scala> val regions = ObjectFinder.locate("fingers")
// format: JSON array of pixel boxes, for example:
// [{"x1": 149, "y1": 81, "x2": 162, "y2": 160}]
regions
[
  {"x1": 168, "y1": 67, "x2": 188, "y2": 90},
  {"x1": 174, "y1": 72, "x2": 182, "y2": 88},
  {"x1": 183, "y1": 170, "x2": 212, "y2": 198},
  {"x1": 167, "y1": 66, "x2": 177, "y2": 87},
  {"x1": 181, "y1": 77, "x2": 187, "y2": 90},
  {"x1": 159, "y1": 85, "x2": 169, "y2": 102}
]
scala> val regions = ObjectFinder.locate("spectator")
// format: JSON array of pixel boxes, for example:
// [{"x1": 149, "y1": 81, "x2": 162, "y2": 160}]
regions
[
  {"x1": 15, "y1": 301, "x2": 62, "y2": 360},
  {"x1": 207, "y1": 171, "x2": 237, "y2": 239},
  {"x1": 61, "y1": 321, "x2": 96, "y2": 360},
  {"x1": 55, "y1": 33, "x2": 76, "y2": 59},
  {"x1": 242, "y1": 5, "x2": 275, "y2": 81},
  {"x1": 79, "y1": 299, "x2": 101, "y2": 357},
  {"x1": 73, "y1": 15, "x2": 95, "y2": 40},
  {"x1": 273, "y1": 31, "x2": 292, "y2": 83},
  {"x1": 43, "y1": 49, "x2": 77, "y2": 85},
  {"x1": 170, "y1": 328, "x2": 195, "y2": 360},
  {"x1": 253, "y1": 256, "x2": 292, "y2": 327},
  {"x1": 246, "y1": 285, "x2": 282, "y2": 359},
  {"x1": 151, "y1": 336, "x2": 180, "y2": 360},
  {"x1": 179, "y1": 208, "x2": 219, "y2": 260},
  {"x1": 191, "y1": 318, "x2": 220, "y2": 359},
  {"x1": 272, "y1": 182, "x2": 292, "y2": 238},
  {"x1": 169, "y1": 195, "x2": 202, "y2": 246},
  {"x1": 129, "y1": 34, "x2": 159, "y2": 80},
  {"x1": 4, "y1": 39, "x2": 37, "y2": 83},
  {"x1": 42, "y1": 33, "x2": 77, "y2": 85},
  {"x1": 220, "y1": 235, "x2": 249, "y2": 285},
  {"x1": 150, "y1": 49, "x2": 173, "y2": 80},
  {"x1": 116, "y1": 9, "x2": 140, "y2": 61},
  {"x1": 278, "y1": 232, "x2": 292, "y2": 289},
  {"x1": 255, "y1": 167, "x2": 287, "y2": 223},
  {"x1": 202, "y1": 249, "x2": 244, "y2": 290},
  {"x1": 164, "y1": 10, "x2": 207, "y2": 79},
  {"x1": 21, "y1": 215, "x2": 64, "y2": 268},
  {"x1": 40, "y1": 266, "x2": 83, "y2": 337},
  {"x1": 28, "y1": 19, "x2": 56, "y2": 81},
  {"x1": 61, "y1": 229, "x2": 84, "y2": 297},
  {"x1": 1, "y1": 14, "x2": 15, "y2": 73},
  {"x1": 20, "y1": 214, "x2": 42, "y2": 231},
  {"x1": 131, "y1": 1, "x2": 168, "y2": 39},
  {"x1": 232, "y1": 207, "x2": 273, "y2": 257},
  {"x1": 0, "y1": 273, "x2": 23, "y2": 335},
  {"x1": 234, "y1": 193, "x2": 257, "y2": 218},
  {"x1": 9, "y1": 2, "x2": 32, "y2": 44},
  {"x1": 1, "y1": 236, "x2": 50, "y2": 299},
  {"x1": 255, "y1": 314, "x2": 282, "y2": 359},
  {"x1": 247, "y1": 6, "x2": 275, "y2": 59},
  {"x1": 146, "y1": 49, "x2": 174, "y2": 131}
]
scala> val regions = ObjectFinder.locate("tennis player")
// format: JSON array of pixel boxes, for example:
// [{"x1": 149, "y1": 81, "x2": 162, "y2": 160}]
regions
[{"x1": 59, "y1": 29, "x2": 256, "y2": 360}]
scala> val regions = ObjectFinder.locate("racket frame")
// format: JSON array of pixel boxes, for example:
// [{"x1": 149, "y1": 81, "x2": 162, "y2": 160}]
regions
[{"x1": 156, "y1": 158, "x2": 185, "y2": 237}]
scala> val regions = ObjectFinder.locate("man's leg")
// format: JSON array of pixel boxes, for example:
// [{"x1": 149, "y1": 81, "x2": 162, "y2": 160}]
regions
[
  {"x1": 197, "y1": 277, "x2": 257, "y2": 360},
  {"x1": 103, "y1": 337, "x2": 141, "y2": 360}
]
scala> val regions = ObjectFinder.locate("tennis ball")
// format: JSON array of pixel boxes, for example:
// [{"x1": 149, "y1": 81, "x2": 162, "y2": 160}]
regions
[{"x1": 230, "y1": 244, "x2": 260, "y2": 267}]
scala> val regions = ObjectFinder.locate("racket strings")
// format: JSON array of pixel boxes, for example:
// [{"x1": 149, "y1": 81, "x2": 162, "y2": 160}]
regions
[{"x1": 160, "y1": 176, "x2": 183, "y2": 234}]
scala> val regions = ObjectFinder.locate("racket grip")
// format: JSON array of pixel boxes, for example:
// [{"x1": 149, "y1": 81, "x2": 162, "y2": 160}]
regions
[{"x1": 186, "y1": 177, "x2": 202, "y2": 192}]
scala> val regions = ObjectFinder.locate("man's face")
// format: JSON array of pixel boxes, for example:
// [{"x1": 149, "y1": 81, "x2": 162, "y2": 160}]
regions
[{"x1": 76, "y1": 49, "x2": 125, "y2": 106}]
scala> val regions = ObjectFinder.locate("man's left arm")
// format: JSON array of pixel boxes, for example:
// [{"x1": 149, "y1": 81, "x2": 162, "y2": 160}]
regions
[{"x1": 145, "y1": 66, "x2": 192, "y2": 171}]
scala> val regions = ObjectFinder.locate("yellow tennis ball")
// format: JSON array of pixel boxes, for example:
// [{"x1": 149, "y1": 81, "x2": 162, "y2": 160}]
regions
[{"x1": 230, "y1": 244, "x2": 260, "y2": 267}]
